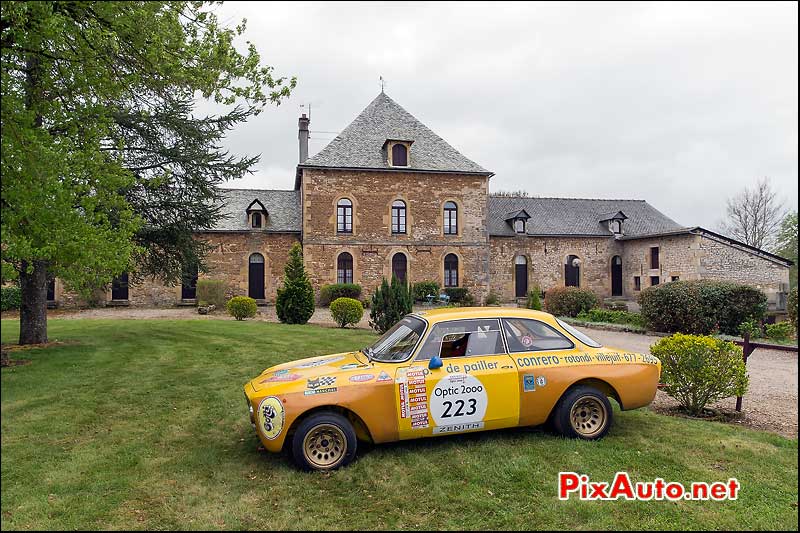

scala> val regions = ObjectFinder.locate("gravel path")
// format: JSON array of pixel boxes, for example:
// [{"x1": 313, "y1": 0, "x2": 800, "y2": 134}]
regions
[{"x1": 4, "y1": 306, "x2": 796, "y2": 437}]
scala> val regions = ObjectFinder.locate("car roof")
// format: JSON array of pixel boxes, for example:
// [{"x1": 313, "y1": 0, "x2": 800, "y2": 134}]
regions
[{"x1": 412, "y1": 307, "x2": 559, "y2": 326}]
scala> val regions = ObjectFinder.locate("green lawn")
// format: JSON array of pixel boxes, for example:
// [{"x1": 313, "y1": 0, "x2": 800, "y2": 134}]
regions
[{"x1": 1, "y1": 319, "x2": 797, "y2": 530}]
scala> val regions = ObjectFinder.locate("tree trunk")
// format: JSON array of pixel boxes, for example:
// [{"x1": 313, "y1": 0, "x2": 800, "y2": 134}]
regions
[{"x1": 19, "y1": 260, "x2": 48, "y2": 345}]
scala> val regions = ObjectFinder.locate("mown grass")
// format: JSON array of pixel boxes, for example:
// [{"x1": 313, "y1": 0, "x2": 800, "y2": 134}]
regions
[{"x1": 1, "y1": 318, "x2": 797, "y2": 530}]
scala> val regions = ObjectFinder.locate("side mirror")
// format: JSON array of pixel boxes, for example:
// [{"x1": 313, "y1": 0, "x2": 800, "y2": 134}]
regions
[{"x1": 428, "y1": 355, "x2": 443, "y2": 370}]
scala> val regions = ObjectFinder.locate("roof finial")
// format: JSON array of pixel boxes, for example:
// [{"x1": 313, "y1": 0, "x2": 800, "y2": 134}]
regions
[{"x1": 380, "y1": 76, "x2": 385, "y2": 93}]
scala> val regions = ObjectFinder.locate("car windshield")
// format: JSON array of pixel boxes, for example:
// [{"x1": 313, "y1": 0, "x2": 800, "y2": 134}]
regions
[
  {"x1": 365, "y1": 316, "x2": 427, "y2": 362},
  {"x1": 556, "y1": 318, "x2": 603, "y2": 348}
]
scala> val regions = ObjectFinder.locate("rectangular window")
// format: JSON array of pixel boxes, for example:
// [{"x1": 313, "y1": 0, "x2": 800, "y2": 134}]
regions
[
  {"x1": 391, "y1": 206, "x2": 406, "y2": 234},
  {"x1": 671, "y1": 276, "x2": 680, "y2": 282},
  {"x1": 650, "y1": 276, "x2": 660, "y2": 286},
  {"x1": 416, "y1": 319, "x2": 504, "y2": 360},
  {"x1": 650, "y1": 247, "x2": 660, "y2": 269},
  {"x1": 337, "y1": 206, "x2": 352, "y2": 233},
  {"x1": 634, "y1": 276, "x2": 641, "y2": 291},
  {"x1": 501, "y1": 318, "x2": 574, "y2": 352}
]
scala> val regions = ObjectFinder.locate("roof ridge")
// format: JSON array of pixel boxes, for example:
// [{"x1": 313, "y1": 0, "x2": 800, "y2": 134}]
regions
[
  {"x1": 219, "y1": 187, "x2": 296, "y2": 193},
  {"x1": 490, "y1": 195, "x2": 648, "y2": 202}
]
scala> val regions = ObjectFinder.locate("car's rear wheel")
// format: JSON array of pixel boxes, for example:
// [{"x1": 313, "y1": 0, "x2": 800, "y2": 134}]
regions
[
  {"x1": 552, "y1": 386, "x2": 613, "y2": 440},
  {"x1": 291, "y1": 412, "x2": 357, "y2": 471}
]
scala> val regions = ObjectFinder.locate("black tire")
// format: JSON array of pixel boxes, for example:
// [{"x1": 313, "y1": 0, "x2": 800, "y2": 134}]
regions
[
  {"x1": 552, "y1": 386, "x2": 613, "y2": 440},
  {"x1": 291, "y1": 412, "x2": 357, "y2": 471}
]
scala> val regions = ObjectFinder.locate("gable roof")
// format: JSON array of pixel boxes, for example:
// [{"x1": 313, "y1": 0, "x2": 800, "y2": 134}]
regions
[
  {"x1": 488, "y1": 196, "x2": 683, "y2": 238},
  {"x1": 209, "y1": 188, "x2": 301, "y2": 233},
  {"x1": 297, "y1": 92, "x2": 491, "y2": 183}
]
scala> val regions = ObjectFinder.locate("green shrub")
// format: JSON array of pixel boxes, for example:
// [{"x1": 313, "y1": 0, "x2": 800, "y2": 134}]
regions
[
  {"x1": 319, "y1": 283, "x2": 362, "y2": 306},
  {"x1": 370, "y1": 276, "x2": 413, "y2": 334},
  {"x1": 576, "y1": 308, "x2": 645, "y2": 327},
  {"x1": 484, "y1": 290, "x2": 500, "y2": 306},
  {"x1": 330, "y1": 297, "x2": 364, "y2": 328},
  {"x1": 789, "y1": 287, "x2": 798, "y2": 332},
  {"x1": 765, "y1": 321, "x2": 794, "y2": 341},
  {"x1": 196, "y1": 279, "x2": 227, "y2": 308},
  {"x1": 361, "y1": 298, "x2": 370, "y2": 309},
  {"x1": 276, "y1": 243, "x2": 315, "y2": 324},
  {"x1": 650, "y1": 333, "x2": 749, "y2": 415},
  {"x1": 544, "y1": 287, "x2": 598, "y2": 317},
  {"x1": 227, "y1": 296, "x2": 257, "y2": 321},
  {"x1": 411, "y1": 281, "x2": 440, "y2": 302},
  {"x1": 444, "y1": 287, "x2": 472, "y2": 304},
  {"x1": 737, "y1": 319, "x2": 763, "y2": 339},
  {"x1": 526, "y1": 287, "x2": 542, "y2": 310},
  {"x1": 639, "y1": 280, "x2": 767, "y2": 335},
  {"x1": 1, "y1": 285, "x2": 21, "y2": 311}
]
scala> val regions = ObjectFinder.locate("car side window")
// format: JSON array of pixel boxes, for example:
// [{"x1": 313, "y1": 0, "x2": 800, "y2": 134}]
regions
[
  {"x1": 501, "y1": 318, "x2": 574, "y2": 352},
  {"x1": 415, "y1": 319, "x2": 504, "y2": 360}
]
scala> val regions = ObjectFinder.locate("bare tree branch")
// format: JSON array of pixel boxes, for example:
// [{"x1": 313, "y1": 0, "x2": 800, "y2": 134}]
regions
[{"x1": 720, "y1": 178, "x2": 786, "y2": 250}]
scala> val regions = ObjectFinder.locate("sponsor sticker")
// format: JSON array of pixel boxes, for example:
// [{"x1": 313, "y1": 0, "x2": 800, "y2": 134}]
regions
[
  {"x1": 256, "y1": 396, "x2": 285, "y2": 440},
  {"x1": 430, "y1": 373, "x2": 487, "y2": 427},
  {"x1": 376, "y1": 371, "x2": 393, "y2": 383},
  {"x1": 260, "y1": 373, "x2": 302, "y2": 384},
  {"x1": 349, "y1": 373, "x2": 375, "y2": 383},
  {"x1": 523, "y1": 374, "x2": 537, "y2": 392},
  {"x1": 433, "y1": 422, "x2": 484, "y2": 435},
  {"x1": 536, "y1": 375, "x2": 547, "y2": 387},
  {"x1": 340, "y1": 363, "x2": 361, "y2": 370},
  {"x1": 294, "y1": 356, "x2": 344, "y2": 369},
  {"x1": 307, "y1": 376, "x2": 336, "y2": 389}
]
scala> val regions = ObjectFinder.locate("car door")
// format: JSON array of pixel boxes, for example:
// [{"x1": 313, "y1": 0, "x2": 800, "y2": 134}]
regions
[{"x1": 395, "y1": 318, "x2": 520, "y2": 440}]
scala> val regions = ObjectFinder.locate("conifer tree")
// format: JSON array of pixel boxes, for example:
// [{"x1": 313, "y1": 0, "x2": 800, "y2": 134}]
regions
[{"x1": 276, "y1": 243, "x2": 315, "y2": 324}]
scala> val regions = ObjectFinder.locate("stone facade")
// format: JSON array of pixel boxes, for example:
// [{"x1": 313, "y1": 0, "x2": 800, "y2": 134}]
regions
[{"x1": 301, "y1": 168, "x2": 491, "y2": 301}]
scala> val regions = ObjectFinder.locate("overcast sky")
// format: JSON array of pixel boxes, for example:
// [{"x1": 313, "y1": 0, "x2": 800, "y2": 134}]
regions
[{"x1": 208, "y1": 1, "x2": 798, "y2": 229}]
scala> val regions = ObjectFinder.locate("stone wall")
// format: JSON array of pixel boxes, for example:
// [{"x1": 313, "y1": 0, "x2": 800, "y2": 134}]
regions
[
  {"x1": 620, "y1": 234, "x2": 701, "y2": 298},
  {"x1": 53, "y1": 231, "x2": 299, "y2": 308},
  {"x1": 301, "y1": 168, "x2": 490, "y2": 300},
  {"x1": 489, "y1": 236, "x2": 623, "y2": 301}
]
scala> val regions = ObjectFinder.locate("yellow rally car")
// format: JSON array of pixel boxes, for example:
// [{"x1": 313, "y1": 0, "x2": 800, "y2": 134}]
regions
[{"x1": 244, "y1": 308, "x2": 661, "y2": 471}]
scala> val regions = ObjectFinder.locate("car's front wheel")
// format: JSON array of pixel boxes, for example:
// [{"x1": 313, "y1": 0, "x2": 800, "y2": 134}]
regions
[
  {"x1": 291, "y1": 412, "x2": 357, "y2": 471},
  {"x1": 552, "y1": 386, "x2": 613, "y2": 440}
]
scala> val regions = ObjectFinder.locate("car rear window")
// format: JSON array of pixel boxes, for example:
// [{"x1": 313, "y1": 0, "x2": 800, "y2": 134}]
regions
[{"x1": 501, "y1": 318, "x2": 574, "y2": 352}]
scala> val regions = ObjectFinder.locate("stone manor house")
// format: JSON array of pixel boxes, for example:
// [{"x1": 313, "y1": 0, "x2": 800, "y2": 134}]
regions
[{"x1": 49, "y1": 92, "x2": 792, "y2": 310}]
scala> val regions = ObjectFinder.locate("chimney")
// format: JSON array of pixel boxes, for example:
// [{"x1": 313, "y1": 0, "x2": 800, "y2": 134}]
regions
[{"x1": 298, "y1": 113, "x2": 310, "y2": 163}]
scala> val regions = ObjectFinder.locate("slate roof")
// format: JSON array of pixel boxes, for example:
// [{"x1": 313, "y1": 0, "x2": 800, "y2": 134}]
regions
[
  {"x1": 298, "y1": 92, "x2": 491, "y2": 176},
  {"x1": 488, "y1": 196, "x2": 684, "y2": 237},
  {"x1": 209, "y1": 188, "x2": 301, "y2": 232}
]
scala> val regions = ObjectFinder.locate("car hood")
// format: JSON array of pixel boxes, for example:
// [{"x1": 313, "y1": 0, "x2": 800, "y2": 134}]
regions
[{"x1": 249, "y1": 351, "x2": 371, "y2": 392}]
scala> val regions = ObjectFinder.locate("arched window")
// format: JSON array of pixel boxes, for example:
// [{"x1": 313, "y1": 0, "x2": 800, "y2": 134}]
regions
[
  {"x1": 443, "y1": 201, "x2": 458, "y2": 235},
  {"x1": 392, "y1": 253, "x2": 407, "y2": 283},
  {"x1": 444, "y1": 253, "x2": 459, "y2": 287},
  {"x1": 565, "y1": 254, "x2": 580, "y2": 287},
  {"x1": 391, "y1": 200, "x2": 406, "y2": 234},
  {"x1": 391, "y1": 144, "x2": 408, "y2": 166},
  {"x1": 337, "y1": 198, "x2": 353, "y2": 233},
  {"x1": 337, "y1": 252, "x2": 354, "y2": 284},
  {"x1": 251, "y1": 212, "x2": 262, "y2": 228},
  {"x1": 515, "y1": 255, "x2": 528, "y2": 298},
  {"x1": 514, "y1": 218, "x2": 525, "y2": 233}
]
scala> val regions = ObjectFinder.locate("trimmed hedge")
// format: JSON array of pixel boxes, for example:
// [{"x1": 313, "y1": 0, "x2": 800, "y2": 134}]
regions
[
  {"x1": 765, "y1": 321, "x2": 794, "y2": 341},
  {"x1": 411, "y1": 281, "x2": 440, "y2": 302},
  {"x1": 227, "y1": 296, "x2": 257, "y2": 321},
  {"x1": 638, "y1": 280, "x2": 767, "y2": 335},
  {"x1": 330, "y1": 297, "x2": 364, "y2": 328},
  {"x1": 319, "y1": 283, "x2": 362, "y2": 307},
  {"x1": 196, "y1": 279, "x2": 227, "y2": 308},
  {"x1": 1, "y1": 285, "x2": 21, "y2": 311},
  {"x1": 544, "y1": 287, "x2": 599, "y2": 317},
  {"x1": 577, "y1": 308, "x2": 645, "y2": 328},
  {"x1": 444, "y1": 287, "x2": 473, "y2": 305}
]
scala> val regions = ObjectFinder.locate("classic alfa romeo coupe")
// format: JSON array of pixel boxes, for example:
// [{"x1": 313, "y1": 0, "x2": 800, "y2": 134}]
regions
[{"x1": 244, "y1": 307, "x2": 661, "y2": 471}]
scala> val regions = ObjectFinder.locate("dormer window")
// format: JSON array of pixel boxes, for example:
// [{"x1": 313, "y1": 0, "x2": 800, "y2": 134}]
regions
[
  {"x1": 599, "y1": 211, "x2": 628, "y2": 238},
  {"x1": 392, "y1": 144, "x2": 408, "y2": 166},
  {"x1": 246, "y1": 199, "x2": 268, "y2": 230},
  {"x1": 504, "y1": 209, "x2": 531, "y2": 235},
  {"x1": 385, "y1": 139, "x2": 413, "y2": 167},
  {"x1": 610, "y1": 219, "x2": 622, "y2": 234}
]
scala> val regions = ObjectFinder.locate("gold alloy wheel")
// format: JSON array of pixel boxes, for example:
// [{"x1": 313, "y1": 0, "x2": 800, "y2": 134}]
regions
[
  {"x1": 569, "y1": 396, "x2": 608, "y2": 437},
  {"x1": 302, "y1": 423, "x2": 347, "y2": 469}
]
